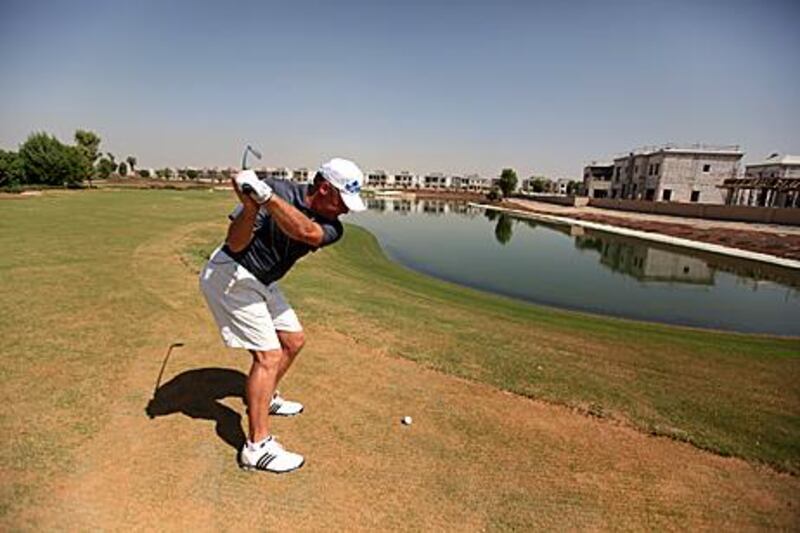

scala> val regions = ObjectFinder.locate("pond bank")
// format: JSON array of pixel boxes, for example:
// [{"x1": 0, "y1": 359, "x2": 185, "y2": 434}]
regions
[{"x1": 478, "y1": 201, "x2": 800, "y2": 269}]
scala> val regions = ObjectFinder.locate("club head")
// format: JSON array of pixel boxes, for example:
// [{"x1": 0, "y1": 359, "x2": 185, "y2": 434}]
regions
[
  {"x1": 242, "y1": 145, "x2": 263, "y2": 170},
  {"x1": 248, "y1": 146, "x2": 262, "y2": 160}
]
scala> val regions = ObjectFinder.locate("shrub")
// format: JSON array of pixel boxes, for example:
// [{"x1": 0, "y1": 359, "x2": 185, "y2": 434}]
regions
[
  {"x1": 486, "y1": 186, "x2": 503, "y2": 202},
  {"x1": 19, "y1": 132, "x2": 89, "y2": 186},
  {"x1": 498, "y1": 168, "x2": 518, "y2": 197},
  {"x1": 0, "y1": 149, "x2": 24, "y2": 187},
  {"x1": 96, "y1": 157, "x2": 116, "y2": 179}
]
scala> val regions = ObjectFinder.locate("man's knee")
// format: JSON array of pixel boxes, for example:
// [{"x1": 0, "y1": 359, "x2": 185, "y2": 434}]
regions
[
  {"x1": 251, "y1": 349, "x2": 284, "y2": 371},
  {"x1": 280, "y1": 331, "x2": 306, "y2": 357}
]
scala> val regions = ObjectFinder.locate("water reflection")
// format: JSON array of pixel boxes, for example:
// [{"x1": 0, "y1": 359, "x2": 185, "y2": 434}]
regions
[
  {"x1": 494, "y1": 215, "x2": 514, "y2": 245},
  {"x1": 480, "y1": 206, "x2": 718, "y2": 284},
  {"x1": 350, "y1": 199, "x2": 800, "y2": 334},
  {"x1": 366, "y1": 197, "x2": 479, "y2": 216},
  {"x1": 484, "y1": 207, "x2": 797, "y2": 289},
  {"x1": 364, "y1": 198, "x2": 800, "y2": 290},
  {"x1": 574, "y1": 233, "x2": 714, "y2": 284}
]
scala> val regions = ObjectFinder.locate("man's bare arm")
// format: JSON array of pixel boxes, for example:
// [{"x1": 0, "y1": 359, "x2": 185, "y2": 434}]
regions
[
  {"x1": 225, "y1": 202, "x2": 260, "y2": 253},
  {"x1": 225, "y1": 175, "x2": 324, "y2": 251},
  {"x1": 225, "y1": 176, "x2": 263, "y2": 253},
  {"x1": 264, "y1": 195, "x2": 324, "y2": 247}
]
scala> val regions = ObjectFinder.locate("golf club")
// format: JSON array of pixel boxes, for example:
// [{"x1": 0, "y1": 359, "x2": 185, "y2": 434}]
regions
[
  {"x1": 239, "y1": 144, "x2": 263, "y2": 196},
  {"x1": 241, "y1": 144, "x2": 262, "y2": 171}
]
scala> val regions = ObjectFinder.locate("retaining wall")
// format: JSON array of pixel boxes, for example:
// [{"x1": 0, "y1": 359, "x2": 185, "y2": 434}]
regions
[{"x1": 525, "y1": 194, "x2": 590, "y2": 207}]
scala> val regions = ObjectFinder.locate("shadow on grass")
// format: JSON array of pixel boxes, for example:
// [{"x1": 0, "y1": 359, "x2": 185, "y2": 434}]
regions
[{"x1": 146, "y1": 367, "x2": 246, "y2": 451}]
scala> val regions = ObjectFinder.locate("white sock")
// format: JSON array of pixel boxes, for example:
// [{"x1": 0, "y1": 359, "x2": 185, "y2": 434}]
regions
[{"x1": 247, "y1": 436, "x2": 272, "y2": 451}]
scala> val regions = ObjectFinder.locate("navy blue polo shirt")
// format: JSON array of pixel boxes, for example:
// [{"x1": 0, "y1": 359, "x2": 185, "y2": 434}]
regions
[{"x1": 221, "y1": 177, "x2": 343, "y2": 286}]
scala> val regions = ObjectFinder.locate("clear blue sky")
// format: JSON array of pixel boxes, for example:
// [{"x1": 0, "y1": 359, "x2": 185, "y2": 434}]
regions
[{"x1": 1, "y1": 0, "x2": 798, "y2": 178}]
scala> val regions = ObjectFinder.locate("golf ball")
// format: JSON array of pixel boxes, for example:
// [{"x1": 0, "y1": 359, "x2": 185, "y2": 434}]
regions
[{"x1": 402, "y1": 416, "x2": 413, "y2": 425}]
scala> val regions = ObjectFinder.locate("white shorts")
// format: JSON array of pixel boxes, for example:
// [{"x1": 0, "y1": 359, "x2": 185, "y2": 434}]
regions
[{"x1": 199, "y1": 246, "x2": 302, "y2": 352}]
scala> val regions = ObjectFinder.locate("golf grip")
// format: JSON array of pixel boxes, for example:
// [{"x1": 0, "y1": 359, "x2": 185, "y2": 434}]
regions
[{"x1": 240, "y1": 182, "x2": 264, "y2": 204}]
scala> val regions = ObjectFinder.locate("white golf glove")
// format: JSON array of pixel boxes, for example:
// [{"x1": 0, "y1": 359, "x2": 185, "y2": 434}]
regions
[{"x1": 235, "y1": 170, "x2": 273, "y2": 204}]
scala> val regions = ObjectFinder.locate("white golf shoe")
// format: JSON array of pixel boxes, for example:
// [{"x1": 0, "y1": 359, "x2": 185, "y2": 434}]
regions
[
  {"x1": 269, "y1": 391, "x2": 304, "y2": 416},
  {"x1": 239, "y1": 436, "x2": 305, "y2": 473}
]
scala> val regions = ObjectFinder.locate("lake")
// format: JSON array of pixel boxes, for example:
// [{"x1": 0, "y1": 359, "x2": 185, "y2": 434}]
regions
[{"x1": 349, "y1": 198, "x2": 800, "y2": 336}]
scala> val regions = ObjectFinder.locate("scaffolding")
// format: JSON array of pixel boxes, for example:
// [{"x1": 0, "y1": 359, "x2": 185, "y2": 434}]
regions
[{"x1": 720, "y1": 177, "x2": 800, "y2": 208}]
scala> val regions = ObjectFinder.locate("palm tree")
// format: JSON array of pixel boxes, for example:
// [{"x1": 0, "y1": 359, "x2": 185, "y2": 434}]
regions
[{"x1": 126, "y1": 156, "x2": 137, "y2": 174}]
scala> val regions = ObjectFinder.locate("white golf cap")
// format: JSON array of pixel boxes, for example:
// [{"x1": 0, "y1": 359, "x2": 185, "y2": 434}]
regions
[{"x1": 318, "y1": 158, "x2": 366, "y2": 212}]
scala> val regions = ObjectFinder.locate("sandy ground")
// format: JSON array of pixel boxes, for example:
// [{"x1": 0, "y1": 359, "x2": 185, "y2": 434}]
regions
[
  {"x1": 507, "y1": 199, "x2": 800, "y2": 235},
  {"x1": 505, "y1": 199, "x2": 800, "y2": 261},
  {"x1": 10, "y1": 222, "x2": 798, "y2": 531}
]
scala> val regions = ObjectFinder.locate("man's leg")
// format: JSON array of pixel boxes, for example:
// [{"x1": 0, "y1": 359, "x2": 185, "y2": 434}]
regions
[
  {"x1": 276, "y1": 330, "x2": 305, "y2": 385},
  {"x1": 241, "y1": 346, "x2": 305, "y2": 473},
  {"x1": 265, "y1": 284, "x2": 304, "y2": 386},
  {"x1": 246, "y1": 348, "x2": 283, "y2": 443}
]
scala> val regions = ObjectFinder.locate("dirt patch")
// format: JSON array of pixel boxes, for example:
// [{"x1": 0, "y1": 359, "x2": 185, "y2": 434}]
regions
[{"x1": 24, "y1": 324, "x2": 800, "y2": 531}]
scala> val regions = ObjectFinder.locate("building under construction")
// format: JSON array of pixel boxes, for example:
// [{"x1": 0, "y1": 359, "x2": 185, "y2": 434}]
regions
[
  {"x1": 608, "y1": 144, "x2": 743, "y2": 204},
  {"x1": 721, "y1": 154, "x2": 800, "y2": 208}
]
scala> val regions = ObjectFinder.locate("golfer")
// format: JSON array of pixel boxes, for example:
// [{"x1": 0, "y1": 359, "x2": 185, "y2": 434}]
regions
[{"x1": 199, "y1": 158, "x2": 366, "y2": 473}]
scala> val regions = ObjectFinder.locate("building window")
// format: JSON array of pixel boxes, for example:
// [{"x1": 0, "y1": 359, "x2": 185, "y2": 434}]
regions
[
  {"x1": 703, "y1": 164, "x2": 711, "y2": 173},
  {"x1": 691, "y1": 190, "x2": 700, "y2": 202},
  {"x1": 654, "y1": 163, "x2": 660, "y2": 175},
  {"x1": 662, "y1": 189, "x2": 672, "y2": 201}
]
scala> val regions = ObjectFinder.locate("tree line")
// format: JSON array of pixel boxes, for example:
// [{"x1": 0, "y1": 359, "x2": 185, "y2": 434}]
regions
[
  {"x1": 0, "y1": 130, "x2": 140, "y2": 189},
  {"x1": 0, "y1": 130, "x2": 237, "y2": 190},
  {"x1": 489, "y1": 168, "x2": 581, "y2": 200},
  {"x1": 1, "y1": 131, "x2": 579, "y2": 194}
]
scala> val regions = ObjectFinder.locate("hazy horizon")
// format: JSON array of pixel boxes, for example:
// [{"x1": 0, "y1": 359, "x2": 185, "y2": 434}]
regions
[{"x1": 1, "y1": 0, "x2": 798, "y2": 179}]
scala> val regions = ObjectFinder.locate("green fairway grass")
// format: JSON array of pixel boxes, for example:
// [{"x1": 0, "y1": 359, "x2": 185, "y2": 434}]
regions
[{"x1": 1, "y1": 188, "x2": 798, "y2": 523}]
